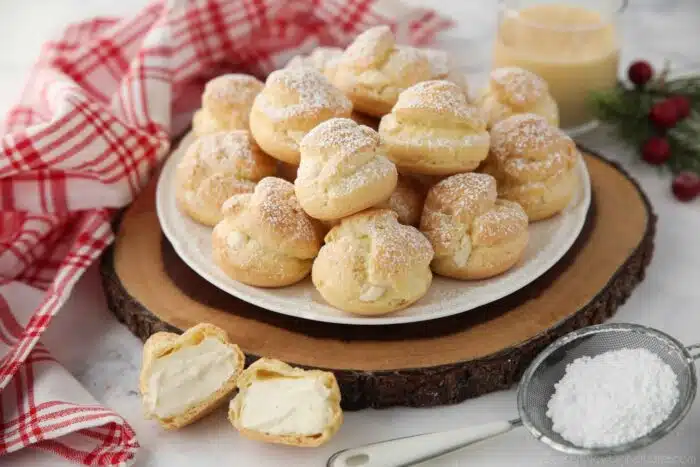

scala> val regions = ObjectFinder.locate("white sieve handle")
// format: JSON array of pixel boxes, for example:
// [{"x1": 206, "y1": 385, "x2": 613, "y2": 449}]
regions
[{"x1": 327, "y1": 419, "x2": 519, "y2": 467}]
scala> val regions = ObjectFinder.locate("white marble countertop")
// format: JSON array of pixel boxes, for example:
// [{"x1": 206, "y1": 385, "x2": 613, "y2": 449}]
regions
[{"x1": 2, "y1": 1, "x2": 700, "y2": 466}]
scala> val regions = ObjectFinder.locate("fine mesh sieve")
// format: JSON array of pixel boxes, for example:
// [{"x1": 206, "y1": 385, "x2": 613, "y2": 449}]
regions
[
  {"x1": 517, "y1": 323, "x2": 698, "y2": 456},
  {"x1": 328, "y1": 323, "x2": 700, "y2": 467}
]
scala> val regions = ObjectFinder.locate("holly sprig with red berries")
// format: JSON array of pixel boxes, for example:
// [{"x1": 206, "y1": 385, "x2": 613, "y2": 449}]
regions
[{"x1": 589, "y1": 60, "x2": 700, "y2": 201}]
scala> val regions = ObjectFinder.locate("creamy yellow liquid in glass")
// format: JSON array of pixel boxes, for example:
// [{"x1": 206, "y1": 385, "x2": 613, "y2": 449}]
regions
[{"x1": 493, "y1": 3, "x2": 620, "y2": 129}]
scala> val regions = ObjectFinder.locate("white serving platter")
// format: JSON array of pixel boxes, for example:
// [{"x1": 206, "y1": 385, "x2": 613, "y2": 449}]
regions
[{"x1": 156, "y1": 131, "x2": 591, "y2": 325}]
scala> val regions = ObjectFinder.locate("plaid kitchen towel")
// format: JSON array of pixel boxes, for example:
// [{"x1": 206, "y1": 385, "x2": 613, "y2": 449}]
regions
[{"x1": 0, "y1": 0, "x2": 451, "y2": 465}]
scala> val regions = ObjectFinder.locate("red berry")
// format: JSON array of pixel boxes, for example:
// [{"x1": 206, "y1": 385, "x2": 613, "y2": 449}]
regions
[
  {"x1": 671, "y1": 172, "x2": 700, "y2": 202},
  {"x1": 669, "y1": 95, "x2": 691, "y2": 120},
  {"x1": 628, "y1": 61, "x2": 653, "y2": 86},
  {"x1": 649, "y1": 100, "x2": 678, "y2": 129},
  {"x1": 641, "y1": 137, "x2": 671, "y2": 165}
]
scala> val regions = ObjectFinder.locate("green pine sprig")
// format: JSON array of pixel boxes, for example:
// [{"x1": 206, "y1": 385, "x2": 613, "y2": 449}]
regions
[{"x1": 589, "y1": 64, "x2": 700, "y2": 175}]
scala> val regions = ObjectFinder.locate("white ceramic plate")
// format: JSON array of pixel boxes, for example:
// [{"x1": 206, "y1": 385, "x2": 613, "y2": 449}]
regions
[{"x1": 156, "y1": 132, "x2": 591, "y2": 325}]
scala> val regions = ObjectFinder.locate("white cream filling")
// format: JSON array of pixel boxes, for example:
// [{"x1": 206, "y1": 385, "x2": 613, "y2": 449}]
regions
[
  {"x1": 359, "y1": 285, "x2": 386, "y2": 302},
  {"x1": 145, "y1": 337, "x2": 238, "y2": 418},
  {"x1": 239, "y1": 377, "x2": 332, "y2": 435},
  {"x1": 226, "y1": 230, "x2": 247, "y2": 249},
  {"x1": 452, "y1": 235, "x2": 472, "y2": 268}
]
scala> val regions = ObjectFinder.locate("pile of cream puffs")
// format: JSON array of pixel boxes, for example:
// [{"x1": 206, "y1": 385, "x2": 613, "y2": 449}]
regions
[{"x1": 174, "y1": 25, "x2": 580, "y2": 316}]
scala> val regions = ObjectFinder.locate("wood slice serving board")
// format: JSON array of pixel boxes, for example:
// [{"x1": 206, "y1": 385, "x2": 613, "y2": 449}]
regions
[{"x1": 100, "y1": 148, "x2": 656, "y2": 411}]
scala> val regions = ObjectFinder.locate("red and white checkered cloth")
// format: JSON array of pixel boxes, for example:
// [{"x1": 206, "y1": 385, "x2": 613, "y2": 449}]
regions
[{"x1": 0, "y1": 0, "x2": 451, "y2": 465}]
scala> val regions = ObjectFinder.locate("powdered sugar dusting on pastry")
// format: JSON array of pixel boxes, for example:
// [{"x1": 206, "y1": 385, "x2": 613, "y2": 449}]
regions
[
  {"x1": 255, "y1": 178, "x2": 320, "y2": 247},
  {"x1": 286, "y1": 47, "x2": 342, "y2": 72},
  {"x1": 373, "y1": 220, "x2": 433, "y2": 273},
  {"x1": 395, "y1": 80, "x2": 485, "y2": 127},
  {"x1": 181, "y1": 131, "x2": 277, "y2": 182},
  {"x1": 298, "y1": 118, "x2": 396, "y2": 198},
  {"x1": 215, "y1": 177, "x2": 323, "y2": 274},
  {"x1": 431, "y1": 173, "x2": 497, "y2": 216},
  {"x1": 472, "y1": 200, "x2": 528, "y2": 242},
  {"x1": 204, "y1": 74, "x2": 263, "y2": 106},
  {"x1": 321, "y1": 210, "x2": 433, "y2": 274},
  {"x1": 176, "y1": 131, "x2": 276, "y2": 223},
  {"x1": 490, "y1": 67, "x2": 547, "y2": 108},
  {"x1": 340, "y1": 210, "x2": 433, "y2": 277},
  {"x1": 420, "y1": 173, "x2": 528, "y2": 278},
  {"x1": 488, "y1": 114, "x2": 578, "y2": 188},
  {"x1": 421, "y1": 173, "x2": 502, "y2": 254},
  {"x1": 483, "y1": 113, "x2": 578, "y2": 221},
  {"x1": 195, "y1": 131, "x2": 254, "y2": 165},
  {"x1": 504, "y1": 151, "x2": 566, "y2": 176},
  {"x1": 296, "y1": 118, "x2": 398, "y2": 221},
  {"x1": 330, "y1": 158, "x2": 396, "y2": 197},
  {"x1": 339, "y1": 26, "x2": 428, "y2": 78},
  {"x1": 341, "y1": 25, "x2": 394, "y2": 68},
  {"x1": 490, "y1": 113, "x2": 563, "y2": 158},
  {"x1": 256, "y1": 68, "x2": 351, "y2": 121},
  {"x1": 301, "y1": 118, "x2": 378, "y2": 156}
]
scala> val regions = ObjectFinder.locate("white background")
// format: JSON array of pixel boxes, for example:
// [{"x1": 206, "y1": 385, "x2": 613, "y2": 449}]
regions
[{"x1": 1, "y1": 0, "x2": 700, "y2": 466}]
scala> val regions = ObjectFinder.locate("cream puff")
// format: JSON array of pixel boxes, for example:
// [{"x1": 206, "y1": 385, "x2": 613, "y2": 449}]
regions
[
  {"x1": 476, "y1": 67, "x2": 559, "y2": 128},
  {"x1": 420, "y1": 173, "x2": 529, "y2": 280},
  {"x1": 312, "y1": 209, "x2": 434, "y2": 315},
  {"x1": 285, "y1": 46, "x2": 343, "y2": 82},
  {"x1": 212, "y1": 177, "x2": 324, "y2": 287},
  {"x1": 140, "y1": 323, "x2": 245, "y2": 430},
  {"x1": 483, "y1": 113, "x2": 578, "y2": 221},
  {"x1": 379, "y1": 80, "x2": 490, "y2": 175},
  {"x1": 375, "y1": 174, "x2": 426, "y2": 226},
  {"x1": 228, "y1": 358, "x2": 342, "y2": 447},
  {"x1": 295, "y1": 118, "x2": 397, "y2": 220},
  {"x1": 332, "y1": 25, "x2": 432, "y2": 117},
  {"x1": 175, "y1": 131, "x2": 276, "y2": 226},
  {"x1": 249, "y1": 67, "x2": 352, "y2": 165},
  {"x1": 192, "y1": 74, "x2": 264, "y2": 136}
]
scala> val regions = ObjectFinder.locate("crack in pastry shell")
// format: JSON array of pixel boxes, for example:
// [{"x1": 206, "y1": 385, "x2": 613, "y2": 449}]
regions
[
  {"x1": 420, "y1": 173, "x2": 529, "y2": 279},
  {"x1": 482, "y1": 113, "x2": 578, "y2": 221},
  {"x1": 312, "y1": 209, "x2": 434, "y2": 315},
  {"x1": 379, "y1": 80, "x2": 490, "y2": 175},
  {"x1": 212, "y1": 177, "x2": 325, "y2": 287}
]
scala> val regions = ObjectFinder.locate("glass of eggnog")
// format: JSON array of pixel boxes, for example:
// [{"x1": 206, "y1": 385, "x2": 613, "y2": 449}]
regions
[{"x1": 493, "y1": 0, "x2": 626, "y2": 134}]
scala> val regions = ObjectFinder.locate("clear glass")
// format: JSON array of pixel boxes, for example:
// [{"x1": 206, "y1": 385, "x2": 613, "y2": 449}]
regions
[{"x1": 493, "y1": 0, "x2": 627, "y2": 135}]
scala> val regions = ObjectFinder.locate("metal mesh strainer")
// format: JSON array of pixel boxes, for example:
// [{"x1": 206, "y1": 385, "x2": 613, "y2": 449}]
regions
[
  {"x1": 328, "y1": 323, "x2": 700, "y2": 467},
  {"x1": 518, "y1": 323, "x2": 698, "y2": 456}
]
